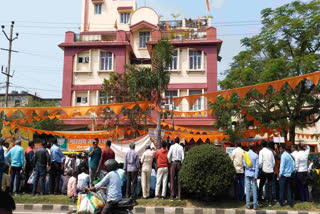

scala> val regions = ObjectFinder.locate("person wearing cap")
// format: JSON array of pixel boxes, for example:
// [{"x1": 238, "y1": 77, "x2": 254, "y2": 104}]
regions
[
  {"x1": 124, "y1": 142, "x2": 140, "y2": 201},
  {"x1": 5, "y1": 139, "x2": 24, "y2": 195},
  {"x1": 88, "y1": 138, "x2": 102, "y2": 187},
  {"x1": 167, "y1": 137, "x2": 184, "y2": 201},
  {"x1": 0, "y1": 138, "x2": 5, "y2": 189}
]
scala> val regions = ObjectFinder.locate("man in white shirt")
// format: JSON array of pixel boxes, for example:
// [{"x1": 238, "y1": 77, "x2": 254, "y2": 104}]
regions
[
  {"x1": 77, "y1": 168, "x2": 90, "y2": 192},
  {"x1": 290, "y1": 144, "x2": 299, "y2": 201},
  {"x1": 258, "y1": 140, "x2": 275, "y2": 206},
  {"x1": 167, "y1": 137, "x2": 184, "y2": 201},
  {"x1": 231, "y1": 141, "x2": 244, "y2": 201},
  {"x1": 295, "y1": 144, "x2": 310, "y2": 202},
  {"x1": 2, "y1": 141, "x2": 9, "y2": 165}
]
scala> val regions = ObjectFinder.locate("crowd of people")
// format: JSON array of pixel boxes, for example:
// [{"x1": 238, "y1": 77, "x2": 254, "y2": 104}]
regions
[
  {"x1": 0, "y1": 137, "x2": 185, "y2": 202},
  {"x1": 231, "y1": 140, "x2": 320, "y2": 209},
  {"x1": 1, "y1": 136, "x2": 320, "y2": 211}
]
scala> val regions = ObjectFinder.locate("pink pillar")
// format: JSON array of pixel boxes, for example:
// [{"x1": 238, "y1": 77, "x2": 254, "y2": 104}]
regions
[{"x1": 61, "y1": 50, "x2": 74, "y2": 106}]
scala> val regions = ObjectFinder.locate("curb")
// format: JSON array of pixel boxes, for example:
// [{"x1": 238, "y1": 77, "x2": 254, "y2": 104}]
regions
[{"x1": 15, "y1": 205, "x2": 320, "y2": 214}]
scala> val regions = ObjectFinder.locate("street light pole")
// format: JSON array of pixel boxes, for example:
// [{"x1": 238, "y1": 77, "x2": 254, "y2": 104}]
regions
[{"x1": 1, "y1": 21, "x2": 19, "y2": 107}]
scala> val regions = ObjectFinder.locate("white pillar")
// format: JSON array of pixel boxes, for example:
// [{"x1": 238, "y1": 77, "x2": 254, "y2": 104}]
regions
[
  {"x1": 87, "y1": 91, "x2": 90, "y2": 106},
  {"x1": 177, "y1": 89, "x2": 180, "y2": 111},
  {"x1": 96, "y1": 90, "x2": 99, "y2": 105},
  {"x1": 72, "y1": 91, "x2": 76, "y2": 106},
  {"x1": 202, "y1": 89, "x2": 205, "y2": 111}
]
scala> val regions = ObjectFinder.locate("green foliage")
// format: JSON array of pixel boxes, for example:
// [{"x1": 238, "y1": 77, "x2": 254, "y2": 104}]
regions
[
  {"x1": 215, "y1": 0, "x2": 320, "y2": 142},
  {"x1": 179, "y1": 144, "x2": 236, "y2": 198},
  {"x1": 26, "y1": 100, "x2": 57, "y2": 107},
  {"x1": 102, "y1": 40, "x2": 174, "y2": 135}
]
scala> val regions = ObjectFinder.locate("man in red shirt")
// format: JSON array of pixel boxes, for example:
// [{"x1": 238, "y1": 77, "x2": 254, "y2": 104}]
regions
[
  {"x1": 97, "y1": 140, "x2": 115, "y2": 174},
  {"x1": 155, "y1": 141, "x2": 169, "y2": 199}
]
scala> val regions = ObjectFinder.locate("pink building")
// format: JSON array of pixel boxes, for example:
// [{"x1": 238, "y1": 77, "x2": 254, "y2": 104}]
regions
[{"x1": 59, "y1": 0, "x2": 222, "y2": 130}]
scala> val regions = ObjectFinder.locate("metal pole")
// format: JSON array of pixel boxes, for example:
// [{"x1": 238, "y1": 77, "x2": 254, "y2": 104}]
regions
[{"x1": 4, "y1": 23, "x2": 14, "y2": 107}]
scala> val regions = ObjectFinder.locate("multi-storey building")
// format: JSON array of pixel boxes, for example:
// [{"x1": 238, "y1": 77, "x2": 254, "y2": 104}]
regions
[{"x1": 59, "y1": 0, "x2": 222, "y2": 130}]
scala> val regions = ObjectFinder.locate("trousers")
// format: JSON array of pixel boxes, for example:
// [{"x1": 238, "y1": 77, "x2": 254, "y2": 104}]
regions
[
  {"x1": 141, "y1": 170, "x2": 151, "y2": 198},
  {"x1": 10, "y1": 166, "x2": 22, "y2": 193},
  {"x1": 245, "y1": 176, "x2": 258, "y2": 208},
  {"x1": 235, "y1": 173, "x2": 245, "y2": 201},
  {"x1": 279, "y1": 176, "x2": 292, "y2": 206},
  {"x1": 170, "y1": 161, "x2": 181, "y2": 199},
  {"x1": 126, "y1": 171, "x2": 138, "y2": 200},
  {"x1": 155, "y1": 167, "x2": 168, "y2": 197},
  {"x1": 258, "y1": 171, "x2": 273, "y2": 202}
]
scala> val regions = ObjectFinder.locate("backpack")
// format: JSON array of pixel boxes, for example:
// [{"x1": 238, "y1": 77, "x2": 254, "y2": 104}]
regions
[{"x1": 243, "y1": 151, "x2": 252, "y2": 168}]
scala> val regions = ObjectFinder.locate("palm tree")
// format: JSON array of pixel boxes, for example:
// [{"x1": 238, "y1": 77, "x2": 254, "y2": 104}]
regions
[{"x1": 151, "y1": 40, "x2": 174, "y2": 146}]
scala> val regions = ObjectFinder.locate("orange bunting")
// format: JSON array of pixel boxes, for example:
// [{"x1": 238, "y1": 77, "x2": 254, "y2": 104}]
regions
[
  {"x1": 186, "y1": 94, "x2": 202, "y2": 107},
  {"x1": 109, "y1": 105, "x2": 123, "y2": 115},
  {"x1": 236, "y1": 87, "x2": 251, "y2": 99},
  {"x1": 254, "y1": 84, "x2": 269, "y2": 95}
]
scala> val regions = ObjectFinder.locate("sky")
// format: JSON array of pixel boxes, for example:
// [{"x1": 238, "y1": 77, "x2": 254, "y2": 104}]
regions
[{"x1": 0, "y1": 0, "x2": 309, "y2": 98}]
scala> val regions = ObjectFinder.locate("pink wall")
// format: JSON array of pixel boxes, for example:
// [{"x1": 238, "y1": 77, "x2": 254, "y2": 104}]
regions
[{"x1": 61, "y1": 45, "x2": 127, "y2": 106}]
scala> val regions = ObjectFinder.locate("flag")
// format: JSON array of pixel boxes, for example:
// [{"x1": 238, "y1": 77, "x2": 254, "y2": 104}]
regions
[
  {"x1": 166, "y1": 21, "x2": 169, "y2": 30},
  {"x1": 114, "y1": 19, "x2": 118, "y2": 29},
  {"x1": 206, "y1": 0, "x2": 210, "y2": 11},
  {"x1": 198, "y1": 16, "x2": 202, "y2": 23},
  {"x1": 87, "y1": 23, "x2": 90, "y2": 31}
]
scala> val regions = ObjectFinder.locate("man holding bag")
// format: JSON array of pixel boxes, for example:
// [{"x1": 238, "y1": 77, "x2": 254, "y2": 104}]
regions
[{"x1": 243, "y1": 143, "x2": 259, "y2": 209}]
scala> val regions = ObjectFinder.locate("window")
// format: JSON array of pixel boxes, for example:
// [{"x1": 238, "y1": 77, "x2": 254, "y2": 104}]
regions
[
  {"x1": 78, "y1": 56, "x2": 89, "y2": 63},
  {"x1": 139, "y1": 32, "x2": 150, "y2": 48},
  {"x1": 77, "y1": 96, "x2": 87, "y2": 104},
  {"x1": 15, "y1": 100, "x2": 21, "y2": 107},
  {"x1": 99, "y1": 92, "x2": 112, "y2": 104},
  {"x1": 94, "y1": 4, "x2": 102, "y2": 14},
  {"x1": 189, "y1": 90, "x2": 202, "y2": 111},
  {"x1": 169, "y1": 50, "x2": 178, "y2": 70},
  {"x1": 100, "y1": 52, "x2": 113, "y2": 71},
  {"x1": 120, "y1": 13, "x2": 130, "y2": 24},
  {"x1": 189, "y1": 50, "x2": 202, "y2": 70},
  {"x1": 164, "y1": 90, "x2": 178, "y2": 110}
]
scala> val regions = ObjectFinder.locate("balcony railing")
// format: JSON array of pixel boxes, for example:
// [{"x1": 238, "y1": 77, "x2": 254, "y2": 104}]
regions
[
  {"x1": 74, "y1": 33, "x2": 118, "y2": 42},
  {"x1": 159, "y1": 18, "x2": 209, "y2": 30},
  {"x1": 185, "y1": 18, "x2": 209, "y2": 28},
  {"x1": 161, "y1": 30, "x2": 207, "y2": 40},
  {"x1": 159, "y1": 20, "x2": 183, "y2": 30}
]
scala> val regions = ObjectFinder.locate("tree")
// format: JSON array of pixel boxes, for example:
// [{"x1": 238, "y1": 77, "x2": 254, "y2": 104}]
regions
[
  {"x1": 102, "y1": 40, "x2": 174, "y2": 142},
  {"x1": 179, "y1": 144, "x2": 236, "y2": 199},
  {"x1": 215, "y1": 0, "x2": 320, "y2": 143}
]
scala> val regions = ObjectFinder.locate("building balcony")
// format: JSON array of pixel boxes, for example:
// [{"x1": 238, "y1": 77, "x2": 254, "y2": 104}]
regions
[
  {"x1": 159, "y1": 18, "x2": 211, "y2": 31},
  {"x1": 161, "y1": 30, "x2": 207, "y2": 41}
]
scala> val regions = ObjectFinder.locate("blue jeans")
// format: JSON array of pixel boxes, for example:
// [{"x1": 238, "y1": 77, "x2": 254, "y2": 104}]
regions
[
  {"x1": 32, "y1": 166, "x2": 47, "y2": 194},
  {"x1": 245, "y1": 176, "x2": 258, "y2": 208},
  {"x1": 279, "y1": 176, "x2": 292, "y2": 206},
  {"x1": 235, "y1": 173, "x2": 245, "y2": 201}
]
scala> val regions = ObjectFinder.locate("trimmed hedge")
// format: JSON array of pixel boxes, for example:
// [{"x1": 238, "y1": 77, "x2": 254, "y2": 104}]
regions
[{"x1": 179, "y1": 144, "x2": 236, "y2": 198}]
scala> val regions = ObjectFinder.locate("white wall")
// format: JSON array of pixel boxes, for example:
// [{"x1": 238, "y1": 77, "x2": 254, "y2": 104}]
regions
[{"x1": 81, "y1": 0, "x2": 137, "y2": 32}]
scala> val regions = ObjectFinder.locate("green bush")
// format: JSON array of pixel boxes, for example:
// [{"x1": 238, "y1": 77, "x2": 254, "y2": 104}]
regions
[{"x1": 179, "y1": 144, "x2": 236, "y2": 198}]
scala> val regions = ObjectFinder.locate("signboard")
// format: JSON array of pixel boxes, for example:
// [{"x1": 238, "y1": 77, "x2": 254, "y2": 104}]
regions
[
  {"x1": 273, "y1": 137, "x2": 285, "y2": 143},
  {"x1": 68, "y1": 138, "x2": 109, "y2": 151},
  {"x1": 226, "y1": 147, "x2": 236, "y2": 157}
]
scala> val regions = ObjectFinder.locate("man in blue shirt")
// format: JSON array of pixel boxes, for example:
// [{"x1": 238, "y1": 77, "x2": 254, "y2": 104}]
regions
[
  {"x1": 49, "y1": 139, "x2": 65, "y2": 194},
  {"x1": 87, "y1": 159, "x2": 122, "y2": 214},
  {"x1": 5, "y1": 139, "x2": 24, "y2": 195},
  {"x1": 0, "y1": 138, "x2": 5, "y2": 190},
  {"x1": 243, "y1": 143, "x2": 259, "y2": 209},
  {"x1": 279, "y1": 144, "x2": 295, "y2": 207},
  {"x1": 88, "y1": 138, "x2": 102, "y2": 187}
]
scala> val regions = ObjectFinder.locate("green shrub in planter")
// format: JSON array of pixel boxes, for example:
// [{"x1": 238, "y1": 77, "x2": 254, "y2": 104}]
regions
[{"x1": 179, "y1": 144, "x2": 236, "y2": 198}]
